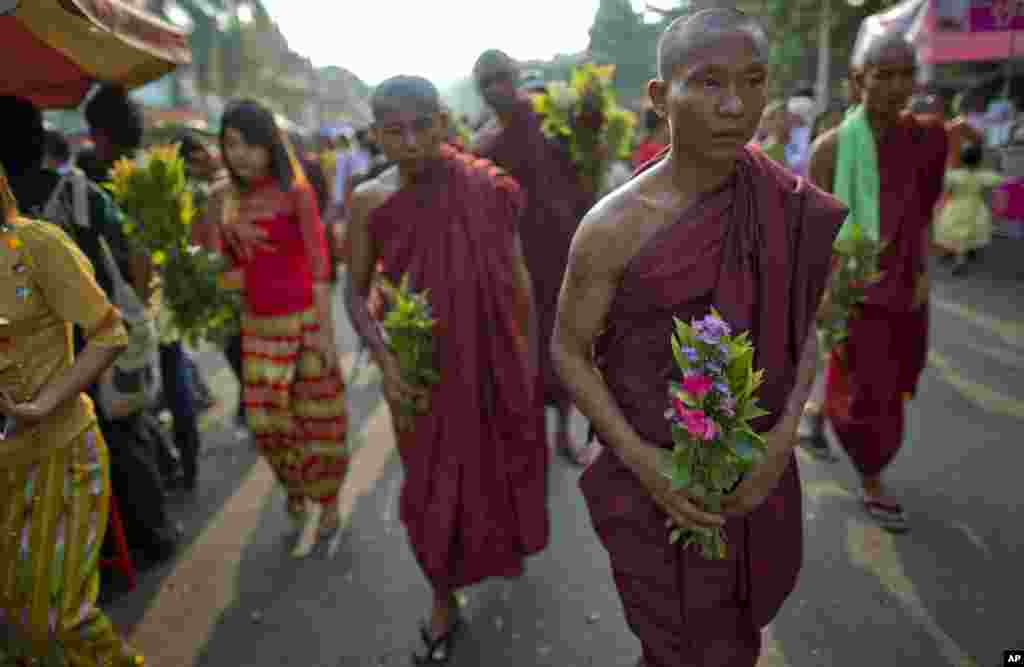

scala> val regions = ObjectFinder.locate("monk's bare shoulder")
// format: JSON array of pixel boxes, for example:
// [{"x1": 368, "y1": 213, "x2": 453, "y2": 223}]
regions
[
  {"x1": 808, "y1": 127, "x2": 839, "y2": 192},
  {"x1": 350, "y1": 165, "x2": 400, "y2": 220},
  {"x1": 570, "y1": 175, "x2": 658, "y2": 280}
]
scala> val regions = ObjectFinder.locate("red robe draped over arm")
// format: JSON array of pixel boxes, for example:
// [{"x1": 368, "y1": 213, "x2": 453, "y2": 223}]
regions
[
  {"x1": 825, "y1": 113, "x2": 948, "y2": 476},
  {"x1": 367, "y1": 145, "x2": 549, "y2": 592},
  {"x1": 581, "y1": 147, "x2": 844, "y2": 667},
  {"x1": 474, "y1": 96, "x2": 590, "y2": 407}
]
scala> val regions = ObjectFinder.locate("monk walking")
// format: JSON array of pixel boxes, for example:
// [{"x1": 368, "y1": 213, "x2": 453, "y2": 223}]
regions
[
  {"x1": 344, "y1": 75, "x2": 549, "y2": 664},
  {"x1": 551, "y1": 10, "x2": 844, "y2": 666},
  {"x1": 472, "y1": 50, "x2": 595, "y2": 465},
  {"x1": 807, "y1": 34, "x2": 947, "y2": 533}
]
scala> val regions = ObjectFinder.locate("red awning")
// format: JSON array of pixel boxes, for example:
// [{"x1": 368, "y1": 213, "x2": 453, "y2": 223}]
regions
[{"x1": 0, "y1": 0, "x2": 191, "y2": 109}]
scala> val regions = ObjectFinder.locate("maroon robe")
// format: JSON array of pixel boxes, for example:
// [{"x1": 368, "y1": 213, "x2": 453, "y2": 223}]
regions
[
  {"x1": 825, "y1": 112, "x2": 948, "y2": 477},
  {"x1": 368, "y1": 145, "x2": 549, "y2": 591},
  {"x1": 475, "y1": 96, "x2": 591, "y2": 407},
  {"x1": 581, "y1": 147, "x2": 844, "y2": 666}
]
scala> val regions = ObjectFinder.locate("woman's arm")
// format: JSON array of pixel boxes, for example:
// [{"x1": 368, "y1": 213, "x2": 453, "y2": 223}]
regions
[{"x1": 0, "y1": 225, "x2": 127, "y2": 422}]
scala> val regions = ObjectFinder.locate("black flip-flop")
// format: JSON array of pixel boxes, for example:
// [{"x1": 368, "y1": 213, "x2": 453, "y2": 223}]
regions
[{"x1": 413, "y1": 613, "x2": 464, "y2": 665}]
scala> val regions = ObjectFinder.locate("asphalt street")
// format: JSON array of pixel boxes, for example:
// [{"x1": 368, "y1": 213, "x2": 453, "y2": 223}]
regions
[{"x1": 93, "y1": 240, "x2": 1024, "y2": 667}]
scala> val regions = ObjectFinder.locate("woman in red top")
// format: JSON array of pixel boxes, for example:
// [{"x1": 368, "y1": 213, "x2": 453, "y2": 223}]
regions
[{"x1": 214, "y1": 100, "x2": 349, "y2": 549}]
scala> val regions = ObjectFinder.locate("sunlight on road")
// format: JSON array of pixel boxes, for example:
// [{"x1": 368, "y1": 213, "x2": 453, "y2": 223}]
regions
[
  {"x1": 930, "y1": 297, "x2": 1024, "y2": 349},
  {"x1": 927, "y1": 351, "x2": 1024, "y2": 420},
  {"x1": 846, "y1": 519, "x2": 978, "y2": 667}
]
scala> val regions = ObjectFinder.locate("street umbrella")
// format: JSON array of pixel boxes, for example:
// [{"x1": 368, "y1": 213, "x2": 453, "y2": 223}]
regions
[{"x1": 0, "y1": 0, "x2": 191, "y2": 109}]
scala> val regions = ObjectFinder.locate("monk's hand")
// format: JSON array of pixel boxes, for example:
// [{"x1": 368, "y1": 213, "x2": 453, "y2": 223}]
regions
[
  {"x1": 380, "y1": 355, "x2": 429, "y2": 414},
  {"x1": 623, "y1": 438, "x2": 726, "y2": 532},
  {"x1": 222, "y1": 221, "x2": 272, "y2": 263},
  {"x1": 911, "y1": 271, "x2": 929, "y2": 310},
  {"x1": 720, "y1": 424, "x2": 795, "y2": 518}
]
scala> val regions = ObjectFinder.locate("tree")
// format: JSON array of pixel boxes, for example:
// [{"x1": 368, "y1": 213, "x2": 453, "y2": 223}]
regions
[{"x1": 587, "y1": 0, "x2": 661, "y2": 104}]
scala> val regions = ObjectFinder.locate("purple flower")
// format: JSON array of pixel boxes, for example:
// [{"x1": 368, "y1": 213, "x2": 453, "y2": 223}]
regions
[
  {"x1": 682, "y1": 346, "x2": 699, "y2": 363},
  {"x1": 704, "y1": 360, "x2": 724, "y2": 376},
  {"x1": 693, "y1": 314, "x2": 732, "y2": 345},
  {"x1": 713, "y1": 381, "x2": 731, "y2": 397}
]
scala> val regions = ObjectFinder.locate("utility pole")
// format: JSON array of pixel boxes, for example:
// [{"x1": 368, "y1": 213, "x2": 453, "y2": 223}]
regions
[{"x1": 815, "y1": 0, "x2": 832, "y2": 115}]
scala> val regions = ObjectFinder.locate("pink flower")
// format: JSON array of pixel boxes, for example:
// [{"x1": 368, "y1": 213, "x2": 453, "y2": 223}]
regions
[
  {"x1": 680, "y1": 373, "x2": 714, "y2": 400},
  {"x1": 679, "y1": 407, "x2": 720, "y2": 442},
  {"x1": 671, "y1": 396, "x2": 690, "y2": 422}
]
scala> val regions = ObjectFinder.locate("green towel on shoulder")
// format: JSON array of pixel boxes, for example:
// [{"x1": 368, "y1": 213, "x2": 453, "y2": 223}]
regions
[{"x1": 834, "y1": 105, "x2": 880, "y2": 243}]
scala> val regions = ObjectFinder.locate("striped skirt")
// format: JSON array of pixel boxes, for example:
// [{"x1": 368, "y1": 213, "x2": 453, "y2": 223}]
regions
[
  {"x1": 242, "y1": 307, "x2": 349, "y2": 508},
  {"x1": 0, "y1": 426, "x2": 142, "y2": 666}
]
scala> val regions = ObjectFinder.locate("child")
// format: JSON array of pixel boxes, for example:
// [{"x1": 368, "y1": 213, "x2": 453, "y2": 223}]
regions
[{"x1": 934, "y1": 143, "x2": 1004, "y2": 275}]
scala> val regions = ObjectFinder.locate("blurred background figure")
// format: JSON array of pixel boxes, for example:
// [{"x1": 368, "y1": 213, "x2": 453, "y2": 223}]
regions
[
  {"x1": 786, "y1": 86, "x2": 817, "y2": 175},
  {"x1": 631, "y1": 107, "x2": 668, "y2": 169},
  {"x1": 43, "y1": 128, "x2": 72, "y2": 174}
]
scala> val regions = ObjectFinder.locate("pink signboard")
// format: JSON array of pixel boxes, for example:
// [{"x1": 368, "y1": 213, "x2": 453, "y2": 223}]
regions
[{"x1": 969, "y1": 0, "x2": 1024, "y2": 32}]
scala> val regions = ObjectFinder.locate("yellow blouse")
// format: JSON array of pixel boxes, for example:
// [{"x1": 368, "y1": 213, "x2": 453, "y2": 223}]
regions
[{"x1": 0, "y1": 218, "x2": 128, "y2": 467}]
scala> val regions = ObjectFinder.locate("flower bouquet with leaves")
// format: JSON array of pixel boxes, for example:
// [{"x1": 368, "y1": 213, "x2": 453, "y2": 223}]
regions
[
  {"x1": 105, "y1": 143, "x2": 240, "y2": 345},
  {"x1": 531, "y1": 64, "x2": 636, "y2": 197},
  {"x1": 660, "y1": 309, "x2": 770, "y2": 560},
  {"x1": 378, "y1": 273, "x2": 440, "y2": 429},
  {"x1": 816, "y1": 224, "x2": 887, "y2": 361}
]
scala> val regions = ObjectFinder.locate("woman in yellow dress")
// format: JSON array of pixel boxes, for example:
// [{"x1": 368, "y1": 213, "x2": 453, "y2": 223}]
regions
[{"x1": 0, "y1": 167, "x2": 142, "y2": 665}]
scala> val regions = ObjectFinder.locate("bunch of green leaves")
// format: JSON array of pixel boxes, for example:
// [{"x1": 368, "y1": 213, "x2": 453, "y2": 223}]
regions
[
  {"x1": 105, "y1": 144, "x2": 197, "y2": 267},
  {"x1": 105, "y1": 145, "x2": 239, "y2": 345},
  {"x1": 817, "y1": 226, "x2": 888, "y2": 359},
  {"x1": 379, "y1": 274, "x2": 440, "y2": 422},
  {"x1": 660, "y1": 309, "x2": 769, "y2": 560},
  {"x1": 161, "y1": 245, "x2": 242, "y2": 346}
]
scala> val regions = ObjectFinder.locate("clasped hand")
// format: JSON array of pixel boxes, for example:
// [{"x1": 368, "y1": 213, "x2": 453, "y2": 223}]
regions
[{"x1": 627, "y1": 421, "x2": 795, "y2": 534}]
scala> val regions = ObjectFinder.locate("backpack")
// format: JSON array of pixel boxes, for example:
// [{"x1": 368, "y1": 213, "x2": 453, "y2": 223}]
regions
[{"x1": 42, "y1": 168, "x2": 162, "y2": 420}]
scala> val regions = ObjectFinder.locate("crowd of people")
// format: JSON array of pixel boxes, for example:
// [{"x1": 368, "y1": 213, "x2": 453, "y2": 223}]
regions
[{"x1": 0, "y1": 5, "x2": 1014, "y2": 666}]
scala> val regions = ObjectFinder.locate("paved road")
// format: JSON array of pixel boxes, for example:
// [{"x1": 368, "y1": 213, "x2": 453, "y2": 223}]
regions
[{"x1": 100, "y1": 242, "x2": 1024, "y2": 667}]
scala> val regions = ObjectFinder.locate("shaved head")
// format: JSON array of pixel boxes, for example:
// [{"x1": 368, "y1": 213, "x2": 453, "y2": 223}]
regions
[
  {"x1": 851, "y1": 32, "x2": 915, "y2": 71},
  {"x1": 474, "y1": 49, "x2": 517, "y2": 78},
  {"x1": 371, "y1": 75, "x2": 442, "y2": 119},
  {"x1": 657, "y1": 8, "x2": 768, "y2": 79}
]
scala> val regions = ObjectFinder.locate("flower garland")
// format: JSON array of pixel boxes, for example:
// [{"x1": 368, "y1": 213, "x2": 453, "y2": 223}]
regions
[{"x1": 531, "y1": 64, "x2": 637, "y2": 198}]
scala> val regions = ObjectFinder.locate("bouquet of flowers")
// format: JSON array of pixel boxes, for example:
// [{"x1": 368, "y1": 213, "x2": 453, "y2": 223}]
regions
[
  {"x1": 660, "y1": 309, "x2": 770, "y2": 560},
  {"x1": 816, "y1": 224, "x2": 887, "y2": 361},
  {"x1": 531, "y1": 64, "x2": 636, "y2": 197},
  {"x1": 106, "y1": 144, "x2": 240, "y2": 345},
  {"x1": 378, "y1": 273, "x2": 440, "y2": 430}
]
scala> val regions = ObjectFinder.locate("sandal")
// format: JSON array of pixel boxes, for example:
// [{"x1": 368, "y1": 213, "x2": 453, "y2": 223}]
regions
[
  {"x1": 413, "y1": 596, "x2": 464, "y2": 665},
  {"x1": 862, "y1": 496, "x2": 908, "y2": 533}
]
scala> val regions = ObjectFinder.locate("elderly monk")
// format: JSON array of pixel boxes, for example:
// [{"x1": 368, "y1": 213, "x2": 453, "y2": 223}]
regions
[
  {"x1": 472, "y1": 49, "x2": 595, "y2": 465},
  {"x1": 807, "y1": 34, "x2": 947, "y2": 533},
  {"x1": 551, "y1": 10, "x2": 844, "y2": 666},
  {"x1": 344, "y1": 75, "x2": 549, "y2": 665}
]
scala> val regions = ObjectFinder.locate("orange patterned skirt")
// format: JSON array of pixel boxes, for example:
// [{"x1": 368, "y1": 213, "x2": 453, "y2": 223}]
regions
[{"x1": 242, "y1": 308, "x2": 349, "y2": 508}]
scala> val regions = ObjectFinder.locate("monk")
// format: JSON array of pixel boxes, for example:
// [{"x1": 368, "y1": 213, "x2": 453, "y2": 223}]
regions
[
  {"x1": 807, "y1": 34, "x2": 947, "y2": 533},
  {"x1": 472, "y1": 49, "x2": 595, "y2": 465},
  {"x1": 551, "y1": 10, "x2": 844, "y2": 666},
  {"x1": 344, "y1": 75, "x2": 549, "y2": 665}
]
